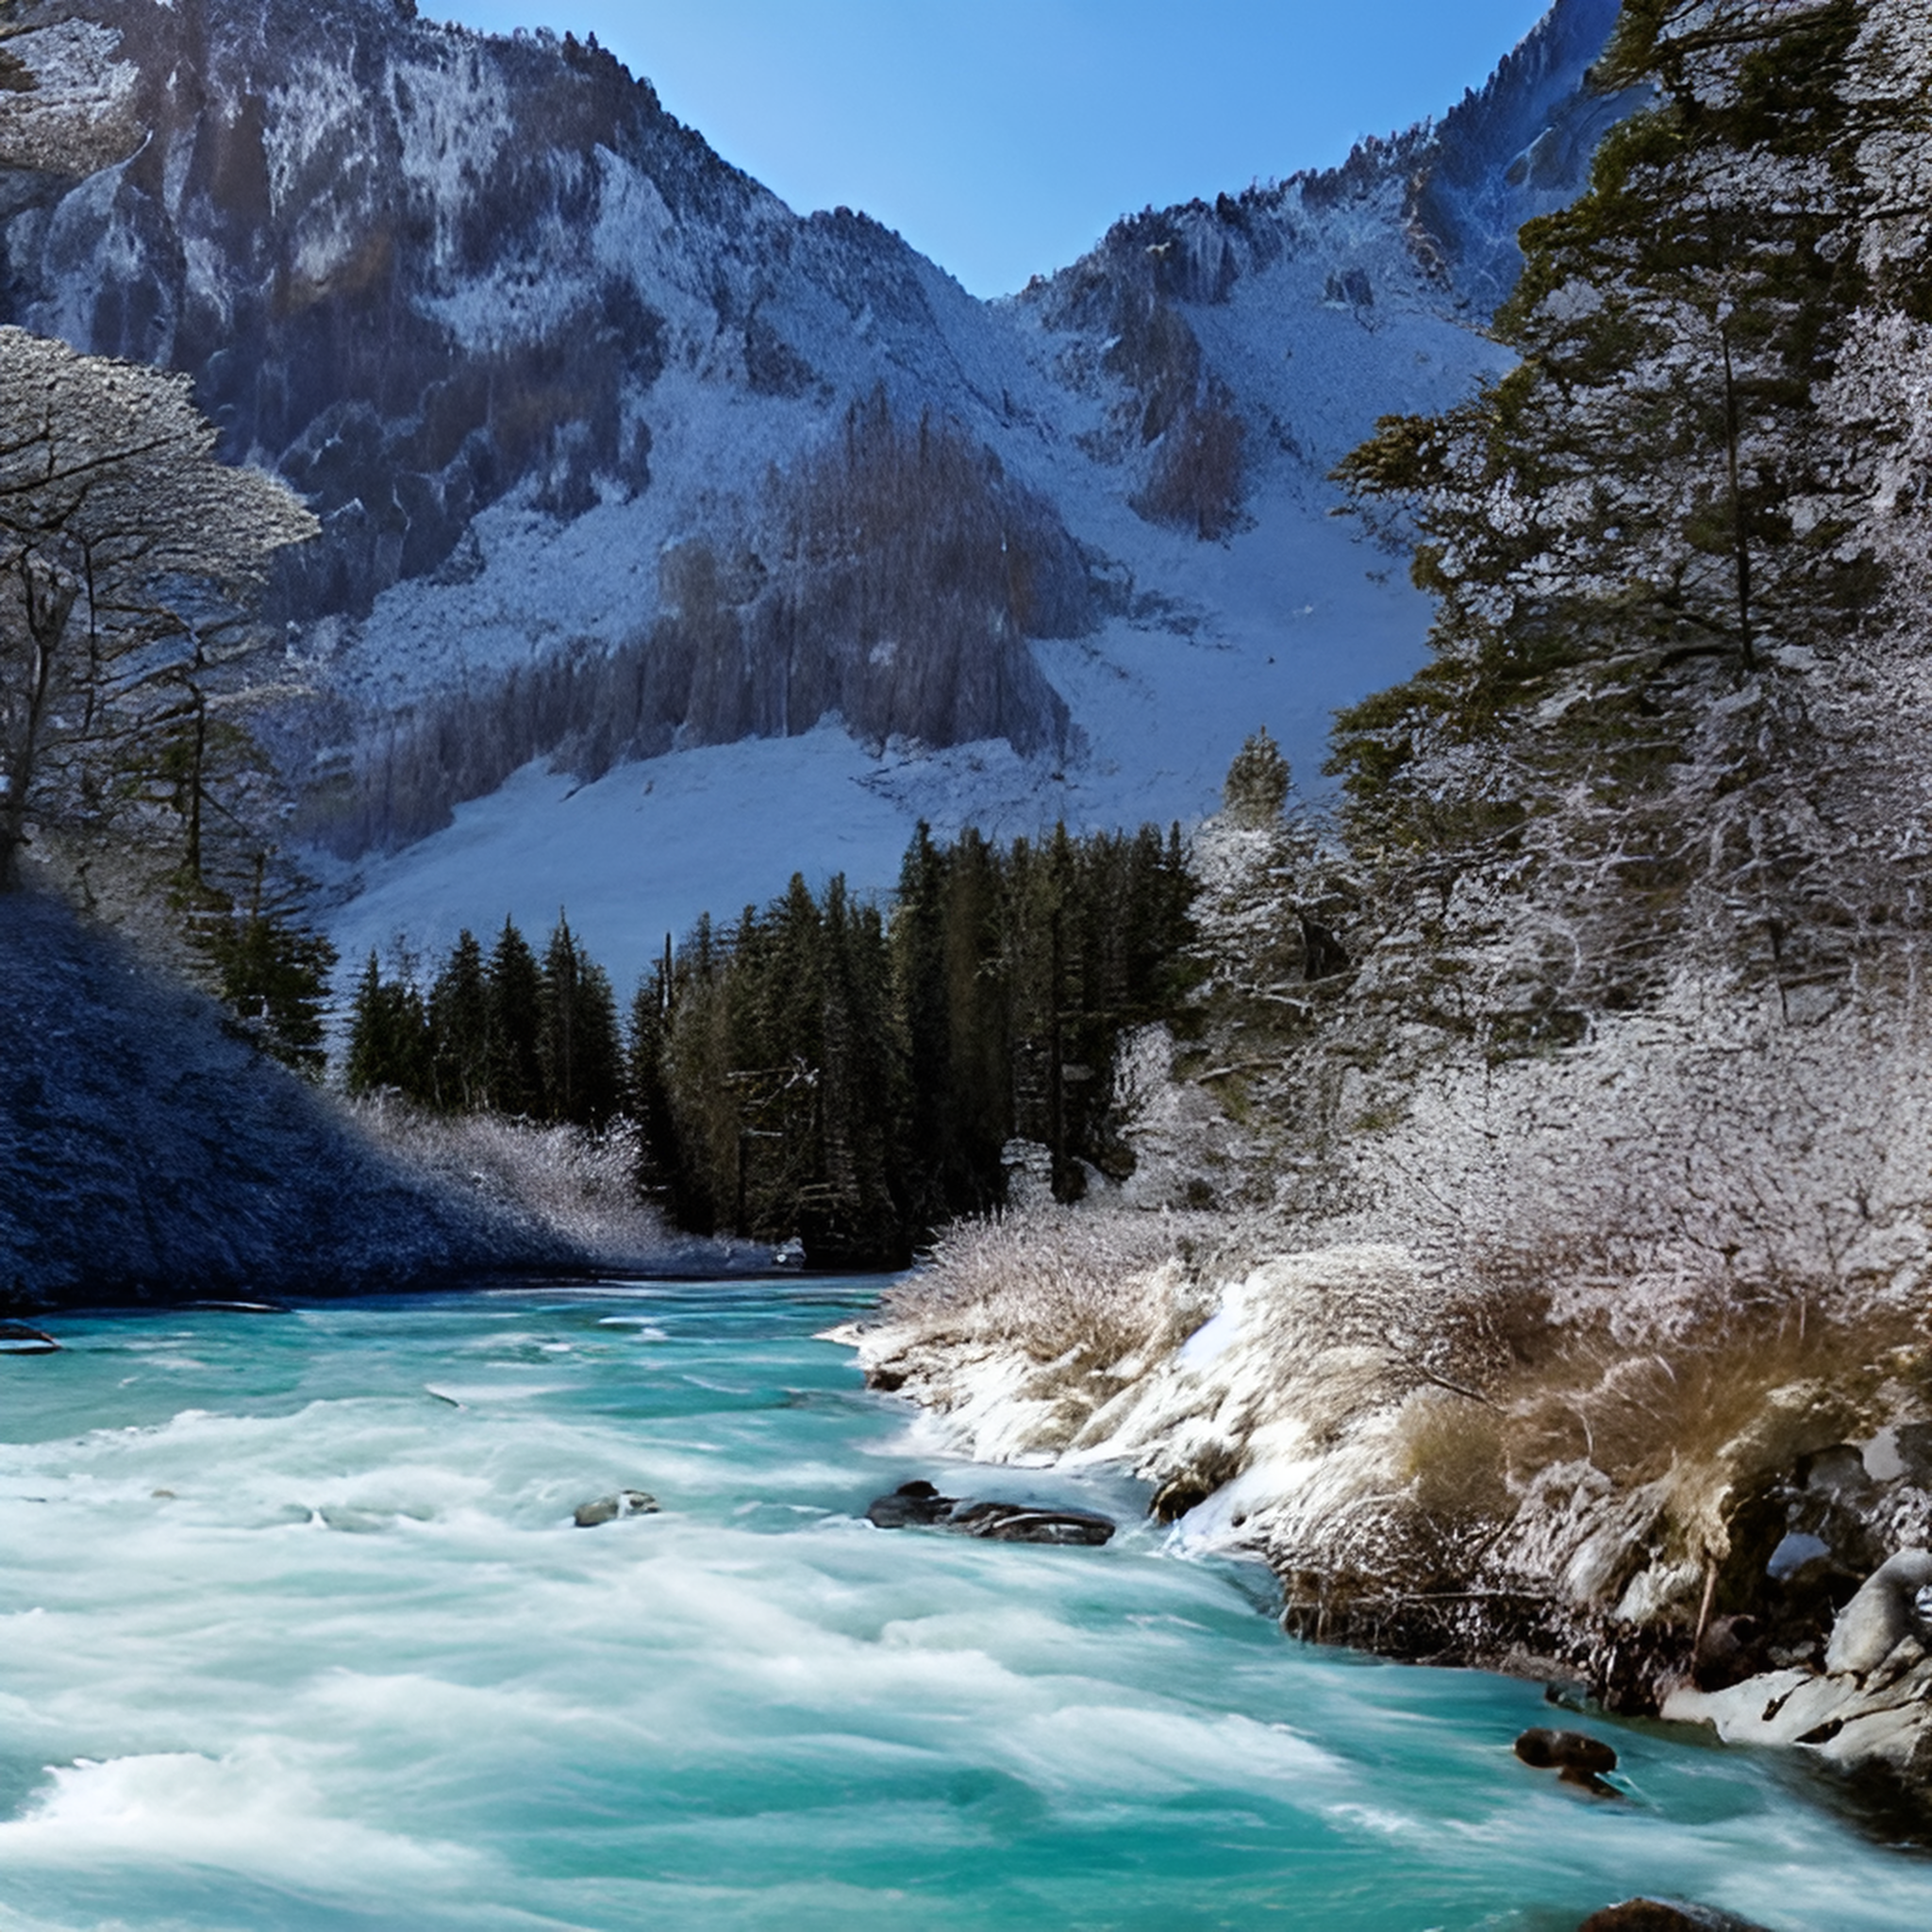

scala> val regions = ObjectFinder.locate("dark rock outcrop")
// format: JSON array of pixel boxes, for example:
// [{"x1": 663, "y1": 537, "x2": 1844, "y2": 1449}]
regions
[
  {"x1": 949, "y1": 1500, "x2": 1116, "y2": 1546},
  {"x1": 1666, "y1": 1545, "x2": 1932, "y2": 1792},
  {"x1": 1408, "y1": 0, "x2": 1647, "y2": 309},
  {"x1": 865, "y1": 1479, "x2": 1114, "y2": 1545},
  {"x1": 1577, "y1": 1905, "x2": 1768, "y2": 1932},
  {"x1": 1824, "y1": 1547, "x2": 1932, "y2": 1676},
  {"x1": 864, "y1": 1478, "x2": 955, "y2": 1528},
  {"x1": 0, "y1": 889, "x2": 568, "y2": 1307}
]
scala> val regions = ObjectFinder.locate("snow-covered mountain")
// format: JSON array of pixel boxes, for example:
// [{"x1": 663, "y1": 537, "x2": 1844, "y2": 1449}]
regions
[{"x1": 0, "y1": 0, "x2": 1635, "y2": 990}]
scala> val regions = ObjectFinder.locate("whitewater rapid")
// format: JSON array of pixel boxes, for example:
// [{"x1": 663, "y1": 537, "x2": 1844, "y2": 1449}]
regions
[{"x1": 1, "y1": 1281, "x2": 1926, "y2": 1930}]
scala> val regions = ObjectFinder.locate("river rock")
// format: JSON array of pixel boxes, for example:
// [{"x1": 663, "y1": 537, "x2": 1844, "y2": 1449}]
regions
[
  {"x1": 1691, "y1": 1613, "x2": 1761, "y2": 1691},
  {"x1": 0, "y1": 1322, "x2": 59, "y2": 1355},
  {"x1": 1824, "y1": 1547, "x2": 1932, "y2": 1675},
  {"x1": 1577, "y1": 1903, "x2": 1768, "y2": 1931},
  {"x1": 866, "y1": 1480, "x2": 957, "y2": 1527},
  {"x1": 948, "y1": 1501, "x2": 1116, "y2": 1546},
  {"x1": 1664, "y1": 1554, "x2": 1932, "y2": 1784},
  {"x1": 1513, "y1": 1726, "x2": 1619, "y2": 1791},
  {"x1": 865, "y1": 1480, "x2": 1115, "y2": 1545},
  {"x1": 574, "y1": 1491, "x2": 660, "y2": 1528}
]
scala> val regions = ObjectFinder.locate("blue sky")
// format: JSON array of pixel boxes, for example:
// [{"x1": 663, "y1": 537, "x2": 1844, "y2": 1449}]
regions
[{"x1": 431, "y1": 1, "x2": 1555, "y2": 296}]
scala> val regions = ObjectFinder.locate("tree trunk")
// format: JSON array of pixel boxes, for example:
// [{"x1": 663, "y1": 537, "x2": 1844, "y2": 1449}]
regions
[
  {"x1": 0, "y1": 554, "x2": 77, "y2": 892},
  {"x1": 1720, "y1": 323, "x2": 1757, "y2": 674}
]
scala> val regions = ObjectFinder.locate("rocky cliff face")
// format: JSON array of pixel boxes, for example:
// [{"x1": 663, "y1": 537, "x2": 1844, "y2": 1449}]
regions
[{"x1": 0, "y1": 0, "x2": 1632, "y2": 860}]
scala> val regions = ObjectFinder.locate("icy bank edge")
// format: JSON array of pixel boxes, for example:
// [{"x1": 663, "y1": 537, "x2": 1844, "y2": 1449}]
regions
[{"x1": 840, "y1": 1234, "x2": 1932, "y2": 1813}]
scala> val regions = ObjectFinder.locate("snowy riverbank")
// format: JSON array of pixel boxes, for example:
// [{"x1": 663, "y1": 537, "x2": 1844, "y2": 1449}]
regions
[{"x1": 846, "y1": 1208, "x2": 1932, "y2": 1817}]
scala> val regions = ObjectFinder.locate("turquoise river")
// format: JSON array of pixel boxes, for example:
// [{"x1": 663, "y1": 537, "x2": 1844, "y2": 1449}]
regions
[{"x1": 3, "y1": 1279, "x2": 1930, "y2": 1930}]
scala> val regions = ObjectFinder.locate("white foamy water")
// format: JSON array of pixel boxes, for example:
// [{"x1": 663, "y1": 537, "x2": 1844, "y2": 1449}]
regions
[{"x1": 2, "y1": 1282, "x2": 1928, "y2": 1930}]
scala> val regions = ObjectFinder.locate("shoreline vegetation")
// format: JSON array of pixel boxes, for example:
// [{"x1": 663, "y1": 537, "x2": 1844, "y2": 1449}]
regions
[{"x1": 341, "y1": 818, "x2": 1195, "y2": 1269}]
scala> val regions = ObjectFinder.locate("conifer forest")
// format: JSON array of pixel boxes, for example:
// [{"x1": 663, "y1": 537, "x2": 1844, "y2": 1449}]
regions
[{"x1": 343, "y1": 821, "x2": 1196, "y2": 1263}]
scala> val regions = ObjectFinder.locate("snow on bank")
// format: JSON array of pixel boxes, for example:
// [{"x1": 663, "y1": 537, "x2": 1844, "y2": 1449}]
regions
[
  {"x1": 852, "y1": 1230, "x2": 1435, "y2": 1567},
  {"x1": 848, "y1": 1179, "x2": 1932, "y2": 1770}
]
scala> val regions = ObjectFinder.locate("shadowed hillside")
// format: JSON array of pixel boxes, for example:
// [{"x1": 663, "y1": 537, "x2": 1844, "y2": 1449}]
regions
[{"x1": 0, "y1": 891, "x2": 581, "y2": 1304}]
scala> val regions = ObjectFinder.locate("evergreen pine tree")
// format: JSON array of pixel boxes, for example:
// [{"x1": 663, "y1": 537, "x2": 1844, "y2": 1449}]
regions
[
  {"x1": 427, "y1": 929, "x2": 491, "y2": 1112},
  {"x1": 344, "y1": 949, "x2": 431, "y2": 1098},
  {"x1": 625, "y1": 939, "x2": 685, "y2": 1208},
  {"x1": 942, "y1": 828, "x2": 1011, "y2": 1210},
  {"x1": 200, "y1": 898, "x2": 338, "y2": 1076},
  {"x1": 537, "y1": 915, "x2": 622, "y2": 1126},
  {"x1": 1331, "y1": 0, "x2": 1902, "y2": 1013},
  {"x1": 660, "y1": 912, "x2": 736, "y2": 1234},
  {"x1": 178, "y1": 845, "x2": 337, "y2": 1077},
  {"x1": 890, "y1": 823, "x2": 955, "y2": 1228},
  {"x1": 573, "y1": 956, "x2": 625, "y2": 1129},
  {"x1": 1222, "y1": 727, "x2": 1291, "y2": 827},
  {"x1": 486, "y1": 918, "x2": 547, "y2": 1119},
  {"x1": 813, "y1": 875, "x2": 905, "y2": 1260}
]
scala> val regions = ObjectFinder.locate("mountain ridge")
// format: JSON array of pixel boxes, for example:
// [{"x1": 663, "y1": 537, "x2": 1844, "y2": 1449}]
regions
[{"x1": 0, "y1": 0, "x2": 1638, "y2": 987}]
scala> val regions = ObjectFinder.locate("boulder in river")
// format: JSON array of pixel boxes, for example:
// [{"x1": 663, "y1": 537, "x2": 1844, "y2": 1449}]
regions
[
  {"x1": 865, "y1": 1479, "x2": 954, "y2": 1527},
  {"x1": 865, "y1": 1480, "x2": 1115, "y2": 1545},
  {"x1": 1513, "y1": 1726, "x2": 1619, "y2": 1793},
  {"x1": 1576, "y1": 1904, "x2": 1768, "y2": 1931},
  {"x1": 574, "y1": 1491, "x2": 660, "y2": 1528},
  {"x1": 0, "y1": 1322, "x2": 59, "y2": 1355}
]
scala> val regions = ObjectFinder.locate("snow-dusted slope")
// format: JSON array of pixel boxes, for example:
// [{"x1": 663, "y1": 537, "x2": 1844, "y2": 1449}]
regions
[{"x1": 0, "y1": 0, "x2": 1634, "y2": 995}]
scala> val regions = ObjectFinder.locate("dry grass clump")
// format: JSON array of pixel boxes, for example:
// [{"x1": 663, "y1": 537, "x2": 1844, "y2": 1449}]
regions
[
  {"x1": 1499, "y1": 1297, "x2": 1924, "y2": 1484},
  {"x1": 1396, "y1": 1393, "x2": 1515, "y2": 1526},
  {"x1": 1395, "y1": 1255, "x2": 1931, "y2": 1541},
  {"x1": 881, "y1": 1208, "x2": 1231, "y2": 1368}
]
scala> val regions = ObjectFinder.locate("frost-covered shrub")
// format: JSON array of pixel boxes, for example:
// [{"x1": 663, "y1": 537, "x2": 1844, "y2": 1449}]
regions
[
  {"x1": 349, "y1": 1097, "x2": 675, "y2": 1268},
  {"x1": 881, "y1": 1207, "x2": 1226, "y2": 1368}
]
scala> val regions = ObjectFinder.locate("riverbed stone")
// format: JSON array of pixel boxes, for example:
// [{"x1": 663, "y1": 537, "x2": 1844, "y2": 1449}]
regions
[
  {"x1": 574, "y1": 1491, "x2": 659, "y2": 1527},
  {"x1": 1665, "y1": 1555, "x2": 1932, "y2": 1791},
  {"x1": 865, "y1": 1481, "x2": 1115, "y2": 1544},
  {"x1": 866, "y1": 1480, "x2": 957, "y2": 1527},
  {"x1": 948, "y1": 1500, "x2": 1115, "y2": 1545},
  {"x1": 1576, "y1": 1903, "x2": 1767, "y2": 1931},
  {"x1": 1513, "y1": 1726, "x2": 1618, "y2": 1791}
]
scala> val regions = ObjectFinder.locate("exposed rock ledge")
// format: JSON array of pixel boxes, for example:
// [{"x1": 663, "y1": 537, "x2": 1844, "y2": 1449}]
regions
[
  {"x1": 848, "y1": 1225, "x2": 1932, "y2": 1820},
  {"x1": 1664, "y1": 1552, "x2": 1932, "y2": 1791}
]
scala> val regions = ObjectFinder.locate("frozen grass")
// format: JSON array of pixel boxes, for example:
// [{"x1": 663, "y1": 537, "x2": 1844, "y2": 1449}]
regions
[
  {"x1": 860, "y1": 1185, "x2": 1932, "y2": 1643},
  {"x1": 1399, "y1": 1274, "x2": 1931, "y2": 1534},
  {"x1": 346, "y1": 1098, "x2": 686, "y2": 1271},
  {"x1": 882, "y1": 1208, "x2": 1232, "y2": 1369}
]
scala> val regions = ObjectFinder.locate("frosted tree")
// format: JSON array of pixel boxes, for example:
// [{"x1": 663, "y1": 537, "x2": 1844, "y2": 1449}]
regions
[
  {"x1": 0, "y1": 326, "x2": 316, "y2": 889},
  {"x1": 1331, "y1": 0, "x2": 1932, "y2": 1016}
]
